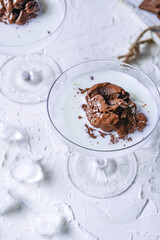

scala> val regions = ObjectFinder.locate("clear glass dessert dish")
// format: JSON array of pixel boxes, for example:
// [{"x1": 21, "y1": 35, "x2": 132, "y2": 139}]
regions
[
  {"x1": 47, "y1": 59, "x2": 160, "y2": 198},
  {"x1": 0, "y1": 0, "x2": 67, "y2": 104}
]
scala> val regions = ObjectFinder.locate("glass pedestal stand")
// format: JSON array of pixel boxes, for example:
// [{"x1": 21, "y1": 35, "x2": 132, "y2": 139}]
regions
[
  {"x1": 47, "y1": 59, "x2": 160, "y2": 199},
  {"x1": 68, "y1": 151, "x2": 137, "y2": 198},
  {"x1": 0, "y1": 54, "x2": 61, "y2": 104}
]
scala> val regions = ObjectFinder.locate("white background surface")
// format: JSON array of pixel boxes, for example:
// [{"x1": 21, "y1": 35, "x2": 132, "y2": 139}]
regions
[{"x1": 0, "y1": 0, "x2": 160, "y2": 239}]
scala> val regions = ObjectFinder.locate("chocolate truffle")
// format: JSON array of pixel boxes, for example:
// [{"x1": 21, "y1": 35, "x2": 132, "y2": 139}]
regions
[
  {"x1": 0, "y1": 0, "x2": 40, "y2": 25},
  {"x1": 84, "y1": 82, "x2": 147, "y2": 139}
]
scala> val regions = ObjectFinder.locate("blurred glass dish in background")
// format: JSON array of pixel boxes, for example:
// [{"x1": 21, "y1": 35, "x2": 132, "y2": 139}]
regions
[{"x1": 0, "y1": 0, "x2": 67, "y2": 104}]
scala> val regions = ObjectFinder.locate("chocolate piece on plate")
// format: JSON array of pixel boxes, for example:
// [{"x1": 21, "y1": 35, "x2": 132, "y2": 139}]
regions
[
  {"x1": 139, "y1": 0, "x2": 160, "y2": 19},
  {"x1": 84, "y1": 82, "x2": 147, "y2": 139},
  {"x1": 0, "y1": 0, "x2": 40, "y2": 25}
]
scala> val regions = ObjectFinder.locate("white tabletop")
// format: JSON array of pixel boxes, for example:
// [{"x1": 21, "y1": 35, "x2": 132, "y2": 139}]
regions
[{"x1": 0, "y1": 0, "x2": 160, "y2": 239}]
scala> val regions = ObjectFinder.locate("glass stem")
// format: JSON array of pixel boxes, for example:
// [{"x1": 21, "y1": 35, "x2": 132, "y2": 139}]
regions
[
  {"x1": 20, "y1": 55, "x2": 42, "y2": 84},
  {"x1": 96, "y1": 158, "x2": 108, "y2": 169},
  {"x1": 41, "y1": 48, "x2": 47, "y2": 56}
]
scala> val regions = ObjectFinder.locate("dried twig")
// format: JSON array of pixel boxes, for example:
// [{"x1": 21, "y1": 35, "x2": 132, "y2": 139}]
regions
[{"x1": 118, "y1": 25, "x2": 160, "y2": 63}]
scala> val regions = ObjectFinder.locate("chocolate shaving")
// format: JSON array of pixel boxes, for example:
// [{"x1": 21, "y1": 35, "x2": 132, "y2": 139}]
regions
[
  {"x1": 99, "y1": 131, "x2": 107, "y2": 138},
  {"x1": 78, "y1": 88, "x2": 90, "y2": 94},
  {"x1": 85, "y1": 124, "x2": 97, "y2": 139}
]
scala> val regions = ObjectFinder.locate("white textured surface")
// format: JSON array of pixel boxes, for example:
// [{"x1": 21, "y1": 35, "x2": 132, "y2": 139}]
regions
[{"x1": 0, "y1": 0, "x2": 160, "y2": 239}]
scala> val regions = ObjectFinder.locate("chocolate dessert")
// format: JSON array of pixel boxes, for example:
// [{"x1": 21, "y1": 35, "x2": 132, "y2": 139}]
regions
[
  {"x1": 0, "y1": 0, "x2": 40, "y2": 25},
  {"x1": 139, "y1": 0, "x2": 160, "y2": 19},
  {"x1": 84, "y1": 82, "x2": 147, "y2": 139}
]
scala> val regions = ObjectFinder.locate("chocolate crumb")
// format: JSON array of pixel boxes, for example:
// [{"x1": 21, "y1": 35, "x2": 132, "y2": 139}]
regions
[
  {"x1": 142, "y1": 103, "x2": 147, "y2": 108},
  {"x1": 78, "y1": 116, "x2": 83, "y2": 119},
  {"x1": 99, "y1": 131, "x2": 107, "y2": 138},
  {"x1": 126, "y1": 137, "x2": 132, "y2": 142},
  {"x1": 85, "y1": 124, "x2": 97, "y2": 139},
  {"x1": 47, "y1": 31, "x2": 51, "y2": 34},
  {"x1": 90, "y1": 76, "x2": 94, "y2": 80},
  {"x1": 78, "y1": 88, "x2": 90, "y2": 94},
  {"x1": 82, "y1": 104, "x2": 87, "y2": 111},
  {"x1": 110, "y1": 134, "x2": 119, "y2": 144}
]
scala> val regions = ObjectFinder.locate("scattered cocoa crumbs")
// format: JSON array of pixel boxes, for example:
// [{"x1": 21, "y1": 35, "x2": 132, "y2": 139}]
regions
[
  {"x1": 77, "y1": 92, "x2": 79, "y2": 94},
  {"x1": 110, "y1": 134, "x2": 119, "y2": 144},
  {"x1": 78, "y1": 88, "x2": 90, "y2": 94},
  {"x1": 126, "y1": 137, "x2": 132, "y2": 142},
  {"x1": 99, "y1": 131, "x2": 107, "y2": 138},
  {"x1": 123, "y1": 136, "x2": 133, "y2": 142},
  {"x1": 85, "y1": 124, "x2": 97, "y2": 139},
  {"x1": 90, "y1": 76, "x2": 94, "y2": 80},
  {"x1": 78, "y1": 116, "x2": 83, "y2": 119},
  {"x1": 47, "y1": 31, "x2": 51, "y2": 34}
]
